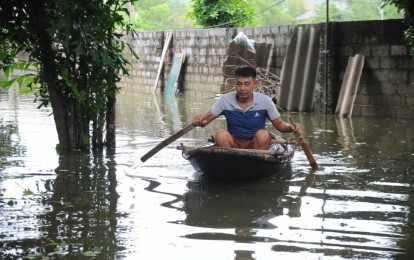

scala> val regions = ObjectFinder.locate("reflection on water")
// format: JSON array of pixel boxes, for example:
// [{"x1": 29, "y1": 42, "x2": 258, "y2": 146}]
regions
[
  {"x1": 336, "y1": 117, "x2": 357, "y2": 153},
  {"x1": 182, "y1": 166, "x2": 293, "y2": 229},
  {"x1": 0, "y1": 148, "x2": 119, "y2": 258},
  {"x1": 181, "y1": 166, "x2": 316, "y2": 238},
  {"x1": 1, "y1": 86, "x2": 414, "y2": 259}
]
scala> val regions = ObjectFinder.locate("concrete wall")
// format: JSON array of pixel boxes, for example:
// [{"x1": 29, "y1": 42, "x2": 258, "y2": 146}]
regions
[
  {"x1": 330, "y1": 19, "x2": 414, "y2": 118},
  {"x1": 119, "y1": 19, "x2": 414, "y2": 118},
  {"x1": 120, "y1": 26, "x2": 298, "y2": 96}
]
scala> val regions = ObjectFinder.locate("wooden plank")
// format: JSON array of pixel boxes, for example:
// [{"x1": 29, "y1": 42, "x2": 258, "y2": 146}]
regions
[
  {"x1": 165, "y1": 53, "x2": 186, "y2": 96},
  {"x1": 176, "y1": 145, "x2": 286, "y2": 156},
  {"x1": 335, "y1": 54, "x2": 365, "y2": 118},
  {"x1": 176, "y1": 138, "x2": 295, "y2": 151},
  {"x1": 153, "y1": 31, "x2": 173, "y2": 94}
]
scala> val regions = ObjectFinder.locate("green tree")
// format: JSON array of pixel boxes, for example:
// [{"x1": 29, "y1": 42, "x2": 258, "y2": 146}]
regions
[
  {"x1": 0, "y1": 0, "x2": 138, "y2": 151},
  {"x1": 341, "y1": 0, "x2": 403, "y2": 21},
  {"x1": 382, "y1": 3, "x2": 405, "y2": 19},
  {"x1": 307, "y1": 2, "x2": 344, "y2": 23},
  {"x1": 252, "y1": 0, "x2": 294, "y2": 26},
  {"x1": 384, "y1": 0, "x2": 414, "y2": 54},
  {"x1": 133, "y1": 0, "x2": 193, "y2": 30},
  {"x1": 290, "y1": 0, "x2": 403, "y2": 24},
  {"x1": 284, "y1": 0, "x2": 307, "y2": 19},
  {"x1": 187, "y1": 0, "x2": 256, "y2": 28}
]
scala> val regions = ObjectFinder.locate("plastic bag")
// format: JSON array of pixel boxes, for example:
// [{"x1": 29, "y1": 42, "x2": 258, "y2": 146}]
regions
[{"x1": 232, "y1": 32, "x2": 256, "y2": 54}]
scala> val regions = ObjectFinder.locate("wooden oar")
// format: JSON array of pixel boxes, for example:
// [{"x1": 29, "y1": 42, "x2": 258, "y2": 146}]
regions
[
  {"x1": 289, "y1": 117, "x2": 318, "y2": 170},
  {"x1": 140, "y1": 123, "x2": 196, "y2": 162}
]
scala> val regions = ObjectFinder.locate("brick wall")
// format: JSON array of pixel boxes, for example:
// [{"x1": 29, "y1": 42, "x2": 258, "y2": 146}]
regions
[
  {"x1": 120, "y1": 26, "x2": 298, "y2": 97},
  {"x1": 119, "y1": 19, "x2": 414, "y2": 118},
  {"x1": 331, "y1": 19, "x2": 414, "y2": 118}
]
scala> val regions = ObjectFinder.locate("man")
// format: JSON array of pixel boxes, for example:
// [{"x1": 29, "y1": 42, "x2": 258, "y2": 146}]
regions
[{"x1": 192, "y1": 64, "x2": 301, "y2": 150}]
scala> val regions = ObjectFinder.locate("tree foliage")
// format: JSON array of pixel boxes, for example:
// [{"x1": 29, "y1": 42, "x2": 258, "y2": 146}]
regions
[
  {"x1": 309, "y1": 3, "x2": 345, "y2": 23},
  {"x1": 187, "y1": 0, "x2": 256, "y2": 28},
  {"x1": 299, "y1": 0, "x2": 403, "y2": 24},
  {"x1": 385, "y1": 0, "x2": 414, "y2": 55},
  {"x1": 253, "y1": 0, "x2": 294, "y2": 26},
  {"x1": 125, "y1": 0, "x2": 406, "y2": 30},
  {"x1": 133, "y1": 0, "x2": 193, "y2": 30},
  {"x1": 0, "y1": 0, "x2": 138, "y2": 151}
]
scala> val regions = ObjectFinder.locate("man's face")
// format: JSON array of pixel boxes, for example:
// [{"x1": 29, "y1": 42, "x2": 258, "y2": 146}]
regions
[{"x1": 235, "y1": 76, "x2": 257, "y2": 99}]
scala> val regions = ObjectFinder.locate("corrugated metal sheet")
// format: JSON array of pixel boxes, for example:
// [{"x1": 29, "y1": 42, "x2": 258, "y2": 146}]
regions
[
  {"x1": 335, "y1": 54, "x2": 365, "y2": 118},
  {"x1": 279, "y1": 25, "x2": 321, "y2": 112},
  {"x1": 165, "y1": 53, "x2": 186, "y2": 96}
]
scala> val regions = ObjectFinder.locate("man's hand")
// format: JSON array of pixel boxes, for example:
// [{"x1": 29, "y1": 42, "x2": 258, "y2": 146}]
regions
[
  {"x1": 192, "y1": 115, "x2": 207, "y2": 127},
  {"x1": 192, "y1": 112, "x2": 216, "y2": 127},
  {"x1": 290, "y1": 122, "x2": 302, "y2": 136},
  {"x1": 271, "y1": 117, "x2": 302, "y2": 134}
]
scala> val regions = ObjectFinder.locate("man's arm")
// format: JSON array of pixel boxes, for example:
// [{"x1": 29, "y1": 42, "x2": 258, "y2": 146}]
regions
[
  {"x1": 192, "y1": 111, "x2": 216, "y2": 127},
  {"x1": 271, "y1": 117, "x2": 301, "y2": 135}
]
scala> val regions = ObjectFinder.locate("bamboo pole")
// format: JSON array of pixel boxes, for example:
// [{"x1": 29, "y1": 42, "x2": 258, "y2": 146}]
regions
[{"x1": 153, "y1": 31, "x2": 173, "y2": 94}]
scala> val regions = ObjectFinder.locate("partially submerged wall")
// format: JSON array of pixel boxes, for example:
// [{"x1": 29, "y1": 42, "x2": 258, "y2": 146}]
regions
[
  {"x1": 331, "y1": 19, "x2": 414, "y2": 118},
  {"x1": 121, "y1": 26, "x2": 297, "y2": 97},
  {"x1": 119, "y1": 19, "x2": 414, "y2": 118}
]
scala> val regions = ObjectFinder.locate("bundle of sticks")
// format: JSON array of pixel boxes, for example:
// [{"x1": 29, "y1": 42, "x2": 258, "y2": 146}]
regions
[{"x1": 219, "y1": 56, "x2": 281, "y2": 101}]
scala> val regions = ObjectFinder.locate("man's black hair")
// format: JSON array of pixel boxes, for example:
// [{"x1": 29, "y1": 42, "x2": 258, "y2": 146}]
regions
[{"x1": 235, "y1": 65, "x2": 256, "y2": 79}]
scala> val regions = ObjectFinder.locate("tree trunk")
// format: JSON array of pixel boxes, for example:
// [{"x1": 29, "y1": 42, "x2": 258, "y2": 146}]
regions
[
  {"x1": 27, "y1": 0, "x2": 74, "y2": 150},
  {"x1": 105, "y1": 94, "x2": 116, "y2": 149}
]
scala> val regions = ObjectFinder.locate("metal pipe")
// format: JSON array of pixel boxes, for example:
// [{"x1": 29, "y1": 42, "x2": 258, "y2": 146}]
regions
[{"x1": 324, "y1": 0, "x2": 330, "y2": 113}]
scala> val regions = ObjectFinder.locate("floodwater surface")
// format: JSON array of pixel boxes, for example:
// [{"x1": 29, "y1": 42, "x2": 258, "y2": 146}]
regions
[{"x1": 1, "y1": 86, "x2": 413, "y2": 259}]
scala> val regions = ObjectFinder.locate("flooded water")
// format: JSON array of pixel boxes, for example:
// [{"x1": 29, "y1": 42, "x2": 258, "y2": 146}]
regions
[{"x1": 1, "y1": 86, "x2": 413, "y2": 259}]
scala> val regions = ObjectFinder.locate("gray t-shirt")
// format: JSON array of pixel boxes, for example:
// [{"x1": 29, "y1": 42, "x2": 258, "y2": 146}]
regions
[{"x1": 209, "y1": 92, "x2": 280, "y2": 139}]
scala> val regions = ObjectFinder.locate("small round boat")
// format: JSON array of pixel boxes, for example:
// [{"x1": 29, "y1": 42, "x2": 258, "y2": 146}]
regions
[{"x1": 177, "y1": 137, "x2": 294, "y2": 182}]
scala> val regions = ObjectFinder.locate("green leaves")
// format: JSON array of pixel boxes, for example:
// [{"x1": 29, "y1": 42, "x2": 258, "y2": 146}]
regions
[
  {"x1": 0, "y1": 49, "x2": 39, "y2": 92},
  {"x1": 133, "y1": 0, "x2": 193, "y2": 30},
  {"x1": 188, "y1": 0, "x2": 255, "y2": 28},
  {"x1": 23, "y1": 188, "x2": 34, "y2": 196},
  {"x1": 384, "y1": 0, "x2": 414, "y2": 56},
  {"x1": 0, "y1": 0, "x2": 139, "y2": 150}
]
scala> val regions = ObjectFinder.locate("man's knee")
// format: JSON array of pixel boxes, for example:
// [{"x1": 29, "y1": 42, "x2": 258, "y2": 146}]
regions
[
  {"x1": 254, "y1": 130, "x2": 270, "y2": 140},
  {"x1": 215, "y1": 130, "x2": 233, "y2": 147},
  {"x1": 216, "y1": 129, "x2": 228, "y2": 136},
  {"x1": 253, "y1": 130, "x2": 271, "y2": 149}
]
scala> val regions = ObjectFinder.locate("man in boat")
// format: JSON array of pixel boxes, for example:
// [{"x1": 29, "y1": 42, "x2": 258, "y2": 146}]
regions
[{"x1": 192, "y1": 64, "x2": 301, "y2": 150}]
